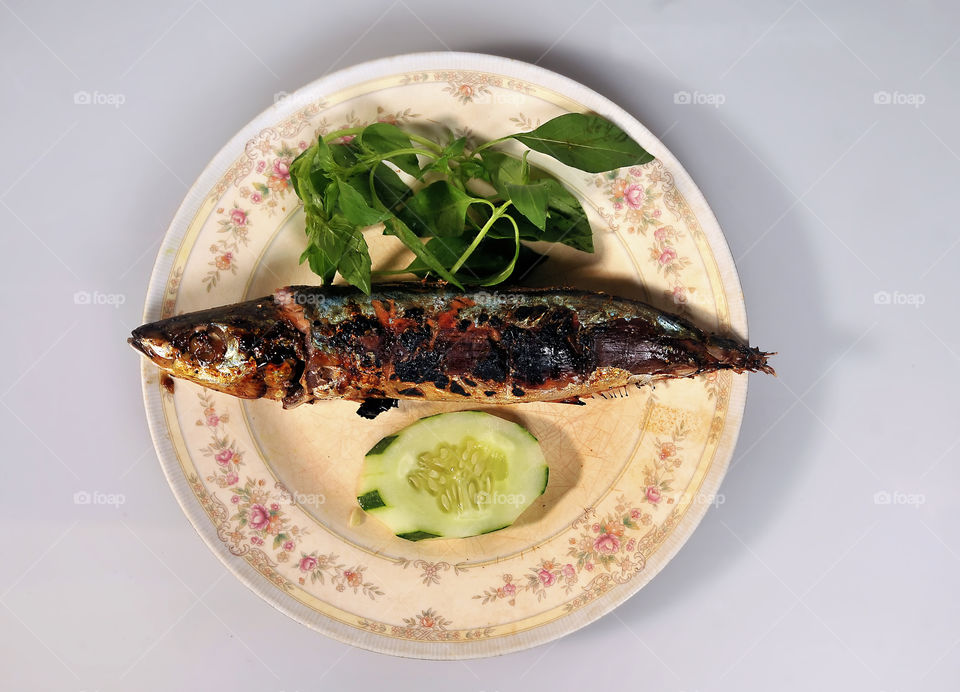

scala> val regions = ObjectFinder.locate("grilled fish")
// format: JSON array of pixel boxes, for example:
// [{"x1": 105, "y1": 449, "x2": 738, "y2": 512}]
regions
[{"x1": 129, "y1": 283, "x2": 773, "y2": 417}]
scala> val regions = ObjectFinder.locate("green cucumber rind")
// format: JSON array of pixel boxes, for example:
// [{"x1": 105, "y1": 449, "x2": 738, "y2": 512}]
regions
[
  {"x1": 397, "y1": 530, "x2": 442, "y2": 542},
  {"x1": 480, "y1": 523, "x2": 512, "y2": 535},
  {"x1": 357, "y1": 489, "x2": 387, "y2": 510},
  {"x1": 366, "y1": 435, "x2": 398, "y2": 456},
  {"x1": 540, "y1": 466, "x2": 549, "y2": 495}
]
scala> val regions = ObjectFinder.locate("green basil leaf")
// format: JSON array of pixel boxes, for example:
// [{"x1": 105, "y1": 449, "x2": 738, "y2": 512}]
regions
[
  {"x1": 370, "y1": 162, "x2": 411, "y2": 210},
  {"x1": 359, "y1": 123, "x2": 420, "y2": 176},
  {"x1": 401, "y1": 180, "x2": 479, "y2": 237},
  {"x1": 456, "y1": 158, "x2": 488, "y2": 183},
  {"x1": 480, "y1": 150, "x2": 524, "y2": 191},
  {"x1": 299, "y1": 216, "x2": 346, "y2": 284},
  {"x1": 309, "y1": 135, "x2": 335, "y2": 173},
  {"x1": 503, "y1": 181, "x2": 549, "y2": 230},
  {"x1": 541, "y1": 179, "x2": 594, "y2": 252},
  {"x1": 484, "y1": 181, "x2": 593, "y2": 253},
  {"x1": 335, "y1": 222, "x2": 372, "y2": 295},
  {"x1": 479, "y1": 215, "x2": 520, "y2": 287},
  {"x1": 383, "y1": 217, "x2": 463, "y2": 288},
  {"x1": 322, "y1": 180, "x2": 339, "y2": 218},
  {"x1": 330, "y1": 140, "x2": 361, "y2": 168},
  {"x1": 420, "y1": 136, "x2": 467, "y2": 178},
  {"x1": 336, "y1": 178, "x2": 392, "y2": 227},
  {"x1": 510, "y1": 113, "x2": 653, "y2": 173}
]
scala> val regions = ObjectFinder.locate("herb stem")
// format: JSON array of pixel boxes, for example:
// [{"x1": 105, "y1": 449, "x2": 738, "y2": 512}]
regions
[
  {"x1": 471, "y1": 136, "x2": 510, "y2": 154},
  {"x1": 449, "y1": 201, "x2": 512, "y2": 274},
  {"x1": 363, "y1": 147, "x2": 438, "y2": 163},
  {"x1": 406, "y1": 132, "x2": 445, "y2": 154},
  {"x1": 321, "y1": 126, "x2": 365, "y2": 142}
]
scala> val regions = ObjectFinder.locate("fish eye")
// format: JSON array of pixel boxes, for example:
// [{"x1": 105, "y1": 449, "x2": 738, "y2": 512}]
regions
[{"x1": 188, "y1": 326, "x2": 227, "y2": 365}]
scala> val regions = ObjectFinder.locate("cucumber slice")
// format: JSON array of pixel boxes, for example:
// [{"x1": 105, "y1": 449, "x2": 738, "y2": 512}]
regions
[{"x1": 357, "y1": 411, "x2": 548, "y2": 540}]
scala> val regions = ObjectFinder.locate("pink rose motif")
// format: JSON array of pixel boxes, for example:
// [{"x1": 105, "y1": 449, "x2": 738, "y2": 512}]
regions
[
  {"x1": 653, "y1": 208, "x2": 662, "y2": 218},
  {"x1": 299, "y1": 555, "x2": 318, "y2": 572},
  {"x1": 206, "y1": 414, "x2": 219, "y2": 427},
  {"x1": 626, "y1": 538, "x2": 636, "y2": 552},
  {"x1": 502, "y1": 582, "x2": 516, "y2": 596},
  {"x1": 658, "y1": 247, "x2": 677, "y2": 266},
  {"x1": 255, "y1": 160, "x2": 266, "y2": 173},
  {"x1": 538, "y1": 569, "x2": 555, "y2": 587},
  {"x1": 646, "y1": 485, "x2": 662, "y2": 504},
  {"x1": 230, "y1": 495, "x2": 239, "y2": 504},
  {"x1": 270, "y1": 503, "x2": 279, "y2": 511},
  {"x1": 592, "y1": 523, "x2": 601, "y2": 533},
  {"x1": 671, "y1": 286, "x2": 687, "y2": 305},
  {"x1": 215, "y1": 448, "x2": 234, "y2": 465},
  {"x1": 654, "y1": 226, "x2": 669, "y2": 241},
  {"x1": 562, "y1": 563, "x2": 576, "y2": 578},
  {"x1": 623, "y1": 184, "x2": 644, "y2": 209},
  {"x1": 250, "y1": 192, "x2": 263, "y2": 203},
  {"x1": 272, "y1": 159, "x2": 290, "y2": 179},
  {"x1": 594, "y1": 533, "x2": 621, "y2": 554},
  {"x1": 630, "y1": 508, "x2": 641, "y2": 520},
  {"x1": 224, "y1": 471, "x2": 238, "y2": 486},
  {"x1": 283, "y1": 540, "x2": 295, "y2": 552},
  {"x1": 250, "y1": 536, "x2": 263, "y2": 545},
  {"x1": 247, "y1": 503, "x2": 270, "y2": 530},
  {"x1": 298, "y1": 140, "x2": 308, "y2": 150},
  {"x1": 585, "y1": 562, "x2": 594, "y2": 571},
  {"x1": 230, "y1": 208, "x2": 247, "y2": 226},
  {"x1": 612, "y1": 201, "x2": 623, "y2": 211}
]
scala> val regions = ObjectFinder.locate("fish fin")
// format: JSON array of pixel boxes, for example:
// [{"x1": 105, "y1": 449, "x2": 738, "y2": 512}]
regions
[
  {"x1": 356, "y1": 398, "x2": 399, "y2": 419},
  {"x1": 549, "y1": 396, "x2": 586, "y2": 406}
]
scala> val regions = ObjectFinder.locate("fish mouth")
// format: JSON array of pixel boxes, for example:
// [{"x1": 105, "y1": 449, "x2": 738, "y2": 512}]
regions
[
  {"x1": 127, "y1": 335, "x2": 152, "y2": 358},
  {"x1": 128, "y1": 325, "x2": 178, "y2": 366}
]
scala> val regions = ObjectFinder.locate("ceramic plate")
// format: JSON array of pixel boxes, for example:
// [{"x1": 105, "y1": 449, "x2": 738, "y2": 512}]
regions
[{"x1": 139, "y1": 52, "x2": 750, "y2": 658}]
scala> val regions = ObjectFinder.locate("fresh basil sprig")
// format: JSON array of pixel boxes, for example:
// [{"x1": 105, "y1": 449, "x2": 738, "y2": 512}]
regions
[{"x1": 289, "y1": 113, "x2": 652, "y2": 293}]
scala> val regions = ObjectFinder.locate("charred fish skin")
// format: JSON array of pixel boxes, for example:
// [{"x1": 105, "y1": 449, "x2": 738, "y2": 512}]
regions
[
  {"x1": 275, "y1": 284, "x2": 772, "y2": 405},
  {"x1": 129, "y1": 284, "x2": 773, "y2": 412}
]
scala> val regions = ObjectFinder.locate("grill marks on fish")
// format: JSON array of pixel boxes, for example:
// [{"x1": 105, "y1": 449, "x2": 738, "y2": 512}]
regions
[
  {"x1": 129, "y1": 284, "x2": 774, "y2": 417},
  {"x1": 295, "y1": 292, "x2": 605, "y2": 403}
]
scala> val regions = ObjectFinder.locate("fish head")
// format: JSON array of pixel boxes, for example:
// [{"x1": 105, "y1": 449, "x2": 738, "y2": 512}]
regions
[{"x1": 128, "y1": 298, "x2": 306, "y2": 402}]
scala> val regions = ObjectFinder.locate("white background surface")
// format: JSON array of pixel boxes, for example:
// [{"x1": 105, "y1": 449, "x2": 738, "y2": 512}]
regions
[{"x1": 1, "y1": 1, "x2": 958, "y2": 690}]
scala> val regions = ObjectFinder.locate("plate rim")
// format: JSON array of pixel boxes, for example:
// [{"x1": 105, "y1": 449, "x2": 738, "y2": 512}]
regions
[{"x1": 138, "y1": 51, "x2": 750, "y2": 659}]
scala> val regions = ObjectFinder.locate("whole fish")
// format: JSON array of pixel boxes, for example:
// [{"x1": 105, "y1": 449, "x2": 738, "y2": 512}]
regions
[{"x1": 129, "y1": 284, "x2": 774, "y2": 418}]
